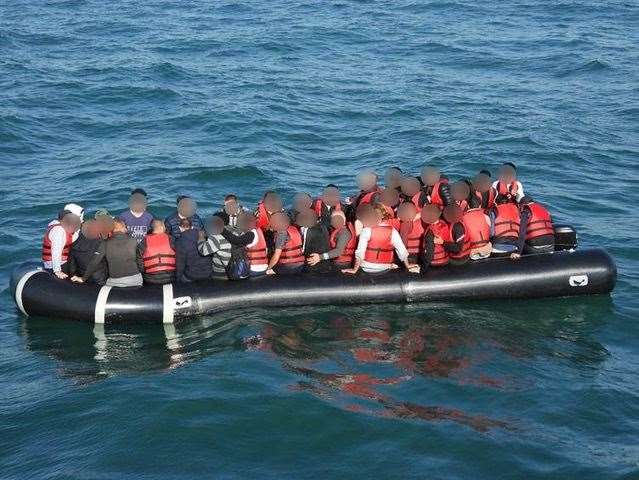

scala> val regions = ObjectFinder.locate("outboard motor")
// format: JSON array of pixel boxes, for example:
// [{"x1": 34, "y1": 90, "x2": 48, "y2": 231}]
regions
[{"x1": 554, "y1": 225, "x2": 578, "y2": 251}]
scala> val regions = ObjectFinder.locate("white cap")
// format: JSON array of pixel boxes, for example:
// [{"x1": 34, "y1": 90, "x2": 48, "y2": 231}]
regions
[{"x1": 64, "y1": 203, "x2": 84, "y2": 222}]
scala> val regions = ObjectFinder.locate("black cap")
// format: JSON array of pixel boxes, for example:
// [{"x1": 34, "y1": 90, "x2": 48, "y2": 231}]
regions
[
  {"x1": 503, "y1": 162, "x2": 517, "y2": 170},
  {"x1": 176, "y1": 195, "x2": 190, "y2": 205},
  {"x1": 479, "y1": 169, "x2": 491, "y2": 177},
  {"x1": 131, "y1": 188, "x2": 147, "y2": 197}
]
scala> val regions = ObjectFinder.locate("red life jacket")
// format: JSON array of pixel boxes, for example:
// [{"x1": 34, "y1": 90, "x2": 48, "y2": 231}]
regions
[
  {"x1": 357, "y1": 189, "x2": 379, "y2": 206},
  {"x1": 364, "y1": 225, "x2": 395, "y2": 264},
  {"x1": 255, "y1": 202, "x2": 271, "y2": 230},
  {"x1": 278, "y1": 225, "x2": 304, "y2": 265},
  {"x1": 41, "y1": 221, "x2": 73, "y2": 263},
  {"x1": 493, "y1": 203, "x2": 521, "y2": 239},
  {"x1": 457, "y1": 199, "x2": 469, "y2": 212},
  {"x1": 448, "y1": 222, "x2": 471, "y2": 260},
  {"x1": 143, "y1": 233, "x2": 176, "y2": 274},
  {"x1": 462, "y1": 208, "x2": 490, "y2": 248},
  {"x1": 426, "y1": 220, "x2": 450, "y2": 266},
  {"x1": 525, "y1": 203, "x2": 554, "y2": 240},
  {"x1": 329, "y1": 223, "x2": 356, "y2": 265},
  {"x1": 313, "y1": 199, "x2": 341, "y2": 217},
  {"x1": 475, "y1": 188, "x2": 496, "y2": 211},
  {"x1": 496, "y1": 181, "x2": 519, "y2": 199},
  {"x1": 400, "y1": 217, "x2": 424, "y2": 256},
  {"x1": 428, "y1": 179, "x2": 448, "y2": 207},
  {"x1": 246, "y1": 228, "x2": 268, "y2": 266},
  {"x1": 410, "y1": 191, "x2": 423, "y2": 208}
]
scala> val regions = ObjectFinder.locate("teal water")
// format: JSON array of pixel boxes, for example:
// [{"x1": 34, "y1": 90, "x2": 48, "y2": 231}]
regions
[{"x1": 1, "y1": 0, "x2": 639, "y2": 478}]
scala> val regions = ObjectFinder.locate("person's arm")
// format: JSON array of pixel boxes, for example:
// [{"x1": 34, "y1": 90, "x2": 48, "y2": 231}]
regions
[
  {"x1": 322, "y1": 229, "x2": 351, "y2": 260},
  {"x1": 489, "y1": 209, "x2": 496, "y2": 238},
  {"x1": 49, "y1": 226, "x2": 67, "y2": 275},
  {"x1": 515, "y1": 182, "x2": 524, "y2": 202},
  {"x1": 391, "y1": 229, "x2": 418, "y2": 271},
  {"x1": 79, "y1": 241, "x2": 106, "y2": 282},
  {"x1": 513, "y1": 209, "x2": 529, "y2": 257},
  {"x1": 421, "y1": 229, "x2": 435, "y2": 267},
  {"x1": 266, "y1": 232, "x2": 288, "y2": 273},
  {"x1": 137, "y1": 239, "x2": 146, "y2": 273},
  {"x1": 221, "y1": 228, "x2": 255, "y2": 247},
  {"x1": 439, "y1": 183, "x2": 453, "y2": 206},
  {"x1": 443, "y1": 224, "x2": 464, "y2": 253},
  {"x1": 344, "y1": 228, "x2": 370, "y2": 274}
]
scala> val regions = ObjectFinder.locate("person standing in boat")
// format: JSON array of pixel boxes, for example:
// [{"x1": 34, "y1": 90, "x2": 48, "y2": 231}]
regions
[
  {"x1": 342, "y1": 204, "x2": 420, "y2": 275},
  {"x1": 42, "y1": 203, "x2": 83, "y2": 279},
  {"x1": 118, "y1": 188, "x2": 154, "y2": 244},
  {"x1": 72, "y1": 219, "x2": 143, "y2": 287},
  {"x1": 164, "y1": 196, "x2": 204, "y2": 240}
]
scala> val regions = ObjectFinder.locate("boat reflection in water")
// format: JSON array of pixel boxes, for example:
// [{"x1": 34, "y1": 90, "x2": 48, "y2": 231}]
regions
[{"x1": 20, "y1": 296, "x2": 612, "y2": 431}]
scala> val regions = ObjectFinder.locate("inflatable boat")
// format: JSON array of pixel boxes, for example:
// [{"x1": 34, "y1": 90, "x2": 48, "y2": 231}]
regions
[{"x1": 10, "y1": 226, "x2": 616, "y2": 325}]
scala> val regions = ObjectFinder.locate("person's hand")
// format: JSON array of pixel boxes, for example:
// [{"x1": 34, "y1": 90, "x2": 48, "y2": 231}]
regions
[
  {"x1": 341, "y1": 268, "x2": 358, "y2": 275},
  {"x1": 306, "y1": 253, "x2": 320, "y2": 266},
  {"x1": 433, "y1": 236, "x2": 444, "y2": 245},
  {"x1": 70, "y1": 276, "x2": 84, "y2": 283},
  {"x1": 198, "y1": 230, "x2": 206, "y2": 242},
  {"x1": 407, "y1": 264, "x2": 421, "y2": 273},
  {"x1": 54, "y1": 271, "x2": 68, "y2": 280},
  {"x1": 390, "y1": 263, "x2": 399, "y2": 270},
  {"x1": 510, "y1": 253, "x2": 521, "y2": 260},
  {"x1": 266, "y1": 268, "x2": 276, "y2": 275}
]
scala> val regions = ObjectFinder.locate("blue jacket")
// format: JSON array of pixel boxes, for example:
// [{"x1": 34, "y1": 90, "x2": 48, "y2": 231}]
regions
[
  {"x1": 164, "y1": 211, "x2": 204, "y2": 240},
  {"x1": 175, "y1": 229, "x2": 212, "y2": 282}
]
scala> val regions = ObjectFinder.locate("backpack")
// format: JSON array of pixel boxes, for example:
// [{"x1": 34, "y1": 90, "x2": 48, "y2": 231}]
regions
[{"x1": 226, "y1": 246, "x2": 250, "y2": 280}]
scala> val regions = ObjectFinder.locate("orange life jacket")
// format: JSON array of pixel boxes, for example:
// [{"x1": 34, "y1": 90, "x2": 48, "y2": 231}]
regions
[
  {"x1": 142, "y1": 233, "x2": 176, "y2": 274},
  {"x1": 448, "y1": 222, "x2": 471, "y2": 260},
  {"x1": 493, "y1": 203, "x2": 521, "y2": 239},
  {"x1": 246, "y1": 228, "x2": 268, "y2": 266},
  {"x1": 329, "y1": 223, "x2": 356, "y2": 265},
  {"x1": 462, "y1": 208, "x2": 490, "y2": 248},
  {"x1": 356, "y1": 189, "x2": 379, "y2": 206},
  {"x1": 410, "y1": 191, "x2": 424, "y2": 208},
  {"x1": 41, "y1": 221, "x2": 73, "y2": 263},
  {"x1": 425, "y1": 220, "x2": 450, "y2": 266},
  {"x1": 427, "y1": 179, "x2": 448, "y2": 207},
  {"x1": 475, "y1": 188, "x2": 496, "y2": 210},
  {"x1": 255, "y1": 202, "x2": 271, "y2": 230},
  {"x1": 313, "y1": 199, "x2": 341, "y2": 217},
  {"x1": 364, "y1": 225, "x2": 395, "y2": 264},
  {"x1": 524, "y1": 203, "x2": 554, "y2": 240},
  {"x1": 278, "y1": 225, "x2": 304, "y2": 265},
  {"x1": 496, "y1": 181, "x2": 519, "y2": 199},
  {"x1": 400, "y1": 217, "x2": 424, "y2": 256}
]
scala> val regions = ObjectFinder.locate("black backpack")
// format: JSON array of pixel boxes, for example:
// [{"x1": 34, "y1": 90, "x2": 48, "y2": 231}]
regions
[{"x1": 226, "y1": 246, "x2": 250, "y2": 280}]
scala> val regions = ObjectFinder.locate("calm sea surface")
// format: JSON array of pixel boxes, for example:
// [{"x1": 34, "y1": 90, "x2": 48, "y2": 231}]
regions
[{"x1": 1, "y1": 0, "x2": 638, "y2": 478}]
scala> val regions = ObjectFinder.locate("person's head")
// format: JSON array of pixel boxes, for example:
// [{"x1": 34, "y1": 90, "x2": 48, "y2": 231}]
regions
[
  {"x1": 356, "y1": 204, "x2": 377, "y2": 228},
  {"x1": 151, "y1": 219, "x2": 165, "y2": 234},
  {"x1": 379, "y1": 188, "x2": 400, "y2": 208},
  {"x1": 112, "y1": 219, "x2": 128, "y2": 234},
  {"x1": 237, "y1": 212, "x2": 255, "y2": 232},
  {"x1": 397, "y1": 201, "x2": 417, "y2": 222},
  {"x1": 498, "y1": 162, "x2": 517, "y2": 183},
  {"x1": 373, "y1": 203, "x2": 391, "y2": 222},
  {"x1": 451, "y1": 181, "x2": 471, "y2": 203},
  {"x1": 420, "y1": 166, "x2": 441, "y2": 187},
  {"x1": 357, "y1": 170, "x2": 378, "y2": 191},
  {"x1": 473, "y1": 171, "x2": 492, "y2": 193},
  {"x1": 296, "y1": 208, "x2": 318, "y2": 228},
  {"x1": 384, "y1": 167, "x2": 403, "y2": 189},
  {"x1": 401, "y1": 177, "x2": 421, "y2": 197},
  {"x1": 223, "y1": 194, "x2": 239, "y2": 215},
  {"x1": 63, "y1": 203, "x2": 84, "y2": 222},
  {"x1": 95, "y1": 214, "x2": 115, "y2": 238},
  {"x1": 420, "y1": 205, "x2": 442, "y2": 224},
  {"x1": 129, "y1": 189, "x2": 148, "y2": 214},
  {"x1": 442, "y1": 205, "x2": 463, "y2": 224},
  {"x1": 177, "y1": 196, "x2": 197, "y2": 218},
  {"x1": 60, "y1": 212, "x2": 82, "y2": 234},
  {"x1": 269, "y1": 211, "x2": 290, "y2": 233},
  {"x1": 330, "y1": 210, "x2": 347, "y2": 230},
  {"x1": 206, "y1": 216, "x2": 225, "y2": 235},
  {"x1": 179, "y1": 217, "x2": 192, "y2": 232},
  {"x1": 495, "y1": 194, "x2": 513, "y2": 205},
  {"x1": 321, "y1": 184, "x2": 340, "y2": 207},
  {"x1": 293, "y1": 192, "x2": 312, "y2": 212},
  {"x1": 81, "y1": 220, "x2": 100, "y2": 240},
  {"x1": 263, "y1": 191, "x2": 282, "y2": 213}
]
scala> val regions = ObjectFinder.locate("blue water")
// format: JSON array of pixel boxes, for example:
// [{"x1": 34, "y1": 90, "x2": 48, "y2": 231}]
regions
[{"x1": 1, "y1": 0, "x2": 639, "y2": 478}]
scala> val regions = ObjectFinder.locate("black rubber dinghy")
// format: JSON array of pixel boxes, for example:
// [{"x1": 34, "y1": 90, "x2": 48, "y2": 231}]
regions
[{"x1": 10, "y1": 248, "x2": 616, "y2": 325}]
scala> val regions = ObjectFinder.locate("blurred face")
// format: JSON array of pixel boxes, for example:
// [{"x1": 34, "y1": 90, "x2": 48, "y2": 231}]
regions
[
  {"x1": 293, "y1": 193, "x2": 312, "y2": 211},
  {"x1": 420, "y1": 205, "x2": 441, "y2": 224},
  {"x1": 443, "y1": 205, "x2": 462, "y2": 224},
  {"x1": 237, "y1": 213, "x2": 254, "y2": 231},
  {"x1": 451, "y1": 182, "x2": 471, "y2": 202},
  {"x1": 363, "y1": 211, "x2": 379, "y2": 228},
  {"x1": 401, "y1": 177, "x2": 421, "y2": 196},
  {"x1": 270, "y1": 212, "x2": 289, "y2": 232},
  {"x1": 129, "y1": 193, "x2": 147, "y2": 214},
  {"x1": 357, "y1": 171, "x2": 377, "y2": 191},
  {"x1": 384, "y1": 168, "x2": 402, "y2": 189},
  {"x1": 498, "y1": 165, "x2": 516, "y2": 183},
  {"x1": 208, "y1": 217, "x2": 224, "y2": 235},
  {"x1": 178, "y1": 198, "x2": 196, "y2": 218},
  {"x1": 330, "y1": 213, "x2": 346, "y2": 229},
  {"x1": 264, "y1": 194, "x2": 282, "y2": 212},
  {"x1": 322, "y1": 187, "x2": 340, "y2": 207},
  {"x1": 473, "y1": 173, "x2": 492, "y2": 193},
  {"x1": 380, "y1": 188, "x2": 399, "y2": 207},
  {"x1": 297, "y1": 209, "x2": 316, "y2": 228},
  {"x1": 62, "y1": 214, "x2": 82, "y2": 233},
  {"x1": 421, "y1": 167, "x2": 440, "y2": 187},
  {"x1": 397, "y1": 203, "x2": 417, "y2": 222},
  {"x1": 224, "y1": 198, "x2": 239, "y2": 216}
]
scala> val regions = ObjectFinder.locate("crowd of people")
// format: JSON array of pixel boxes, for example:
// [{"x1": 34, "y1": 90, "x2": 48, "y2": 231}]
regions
[{"x1": 41, "y1": 162, "x2": 556, "y2": 288}]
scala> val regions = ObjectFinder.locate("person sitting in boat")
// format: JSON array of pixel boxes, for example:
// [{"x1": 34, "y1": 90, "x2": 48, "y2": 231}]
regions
[
  {"x1": 255, "y1": 191, "x2": 284, "y2": 231},
  {"x1": 265, "y1": 212, "x2": 305, "y2": 275},
  {"x1": 378, "y1": 188, "x2": 401, "y2": 229},
  {"x1": 346, "y1": 170, "x2": 380, "y2": 220},
  {"x1": 164, "y1": 196, "x2": 204, "y2": 240},
  {"x1": 172, "y1": 218, "x2": 212, "y2": 282},
  {"x1": 384, "y1": 166, "x2": 403, "y2": 192},
  {"x1": 297, "y1": 208, "x2": 331, "y2": 273},
  {"x1": 198, "y1": 216, "x2": 232, "y2": 280},
  {"x1": 489, "y1": 194, "x2": 522, "y2": 258},
  {"x1": 139, "y1": 219, "x2": 176, "y2": 285},
  {"x1": 65, "y1": 220, "x2": 106, "y2": 285},
  {"x1": 451, "y1": 180, "x2": 474, "y2": 212},
  {"x1": 442, "y1": 205, "x2": 470, "y2": 266},
  {"x1": 94, "y1": 208, "x2": 115, "y2": 240},
  {"x1": 419, "y1": 166, "x2": 452, "y2": 208},
  {"x1": 461, "y1": 199, "x2": 492, "y2": 260},
  {"x1": 420, "y1": 205, "x2": 450, "y2": 269},
  {"x1": 343, "y1": 204, "x2": 420, "y2": 275},
  {"x1": 213, "y1": 194, "x2": 247, "y2": 228},
  {"x1": 400, "y1": 176, "x2": 425, "y2": 207},
  {"x1": 306, "y1": 210, "x2": 356, "y2": 270},
  {"x1": 42, "y1": 204, "x2": 83, "y2": 279},
  {"x1": 72, "y1": 219, "x2": 143, "y2": 287},
  {"x1": 397, "y1": 202, "x2": 424, "y2": 265},
  {"x1": 312, "y1": 184, "x2": 343, "y2": 230},
  {"x1": 492, "y1": 162, "x2": 524, "y2": 203},
  {"x1": 118, "y1": 188, "x2": 154, "y2": 244},
  {"x1": 517, "y1": 196, "x2": 555, "y2": 256},
  {"x1": 472, "y1": 170, "x2": 496, "y2": 210},
  {"x1": 288, "y1": 192, "x2": 313, "y2": 225}
]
